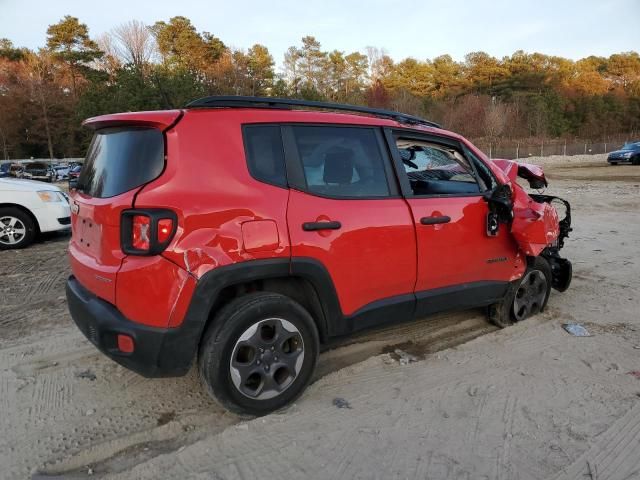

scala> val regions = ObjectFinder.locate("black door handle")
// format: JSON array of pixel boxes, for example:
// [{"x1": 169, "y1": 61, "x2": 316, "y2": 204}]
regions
[
  {"x1": 420, "y1": 216, "x2": 451, "y2": 225},
  {"x1": 302, "y1": 221, "x2": 342, "y2": 231}
]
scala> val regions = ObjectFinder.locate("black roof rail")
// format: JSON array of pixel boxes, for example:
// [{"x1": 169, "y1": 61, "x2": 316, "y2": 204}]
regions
[{"x1": 185, "y1": 96, "x2": 441, "y2": 128}]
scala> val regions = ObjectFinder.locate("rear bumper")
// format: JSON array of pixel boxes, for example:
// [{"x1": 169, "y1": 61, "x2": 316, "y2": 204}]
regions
[{"x1": 66, "y1": 276, "x2": 197, "y2": 377}]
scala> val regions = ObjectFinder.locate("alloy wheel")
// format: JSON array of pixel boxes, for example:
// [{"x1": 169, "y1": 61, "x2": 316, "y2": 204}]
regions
[
  {"x1": 0, "y1": 216, "x2": 27, "y2": 246},
  {"x1": 513, "y1": 270, "x2": 547, "y2": 321},
  {"x1": 229, "y1": 318, "x2": 305, "y2": 400}
]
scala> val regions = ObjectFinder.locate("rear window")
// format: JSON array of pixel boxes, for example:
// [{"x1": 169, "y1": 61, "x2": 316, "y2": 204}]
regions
[{"x1": 78, "y1": 127, "x2": 164, "y2": 198}]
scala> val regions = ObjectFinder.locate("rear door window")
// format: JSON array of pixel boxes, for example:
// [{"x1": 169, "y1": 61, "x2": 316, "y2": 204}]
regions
[
  {"x1": 289, "y1": 126, "x2": 391, "y2": 198},
  {"x1": 78, "y1": 127, "x2": 164, "y2": 198}
]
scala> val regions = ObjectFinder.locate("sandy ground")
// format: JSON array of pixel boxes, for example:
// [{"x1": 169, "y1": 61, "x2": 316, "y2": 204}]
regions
[{"x1": 1, "y1": 154, "x2": 640, "y2": 480}]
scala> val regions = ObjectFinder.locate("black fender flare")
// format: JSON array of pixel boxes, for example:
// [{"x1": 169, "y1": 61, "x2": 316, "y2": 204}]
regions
[{"x1": 163, "y1": 257, "x2": 342, "y2": 374}]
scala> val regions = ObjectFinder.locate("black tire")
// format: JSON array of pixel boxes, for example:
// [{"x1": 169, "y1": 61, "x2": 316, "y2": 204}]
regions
[
  {"x1": 0, "y1": 207, "x2": 37, "y2": 250},
  {"x1": 198, "y1": 292, "x2": 319, "y2": 416},
  {"x1": 632, "y1": 156, "x2": 640, "y2": 166},
  {"x1": 488, "y1": 256, "x2": 552, "y2": 328},
  {"x1": 610, "y1": 162, "x2": 618, "y2": 166}
]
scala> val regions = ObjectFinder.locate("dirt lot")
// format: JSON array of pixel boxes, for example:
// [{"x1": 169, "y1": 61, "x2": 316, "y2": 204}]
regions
[{"x1": 2, "y1": 154, "x2": 640, "y2": 480}]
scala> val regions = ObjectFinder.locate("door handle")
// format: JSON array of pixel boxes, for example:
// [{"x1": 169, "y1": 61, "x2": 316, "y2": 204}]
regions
[
  {"x1": 420, "y1": 216, "x2": 451, "y2": 225},
  {"x1": 302, "y1": 221, "x2": 342, "y2": 231}
]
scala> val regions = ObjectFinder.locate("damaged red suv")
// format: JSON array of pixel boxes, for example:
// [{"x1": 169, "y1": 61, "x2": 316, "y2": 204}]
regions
[{"x1": 66, "y1": 97, "x2": 572, "y2": 415}]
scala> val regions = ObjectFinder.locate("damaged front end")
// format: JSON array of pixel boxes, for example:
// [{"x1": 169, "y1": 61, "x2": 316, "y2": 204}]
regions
[{"x1": 491, "y1": 159, "x2": 573, "y2": 292}]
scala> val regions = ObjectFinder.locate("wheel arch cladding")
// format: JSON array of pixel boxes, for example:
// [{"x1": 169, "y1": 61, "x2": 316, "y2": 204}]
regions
[{"x1": 182, "y1": 258, "x2": 340, "y2": 369}]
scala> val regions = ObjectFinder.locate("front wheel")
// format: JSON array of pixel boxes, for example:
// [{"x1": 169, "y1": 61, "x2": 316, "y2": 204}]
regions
[
  {"x1": 0, "y1": 207, "x2": 36, "y2": 250},
  {"x1": 198, "y1": 292, "x2": 319, "y2": 416},
  {"x1": 488, "y1": 256, "x2": 552, "y2": 328}
]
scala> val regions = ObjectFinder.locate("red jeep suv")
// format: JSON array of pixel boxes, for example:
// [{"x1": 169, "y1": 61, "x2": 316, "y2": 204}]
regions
[{"x1": 66, "y1": 97, "x2": 572, "y2": 415}]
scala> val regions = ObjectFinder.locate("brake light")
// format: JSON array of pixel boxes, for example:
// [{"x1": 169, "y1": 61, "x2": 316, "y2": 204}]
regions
[
  {"x1": 132, "y1": 215, "x2": 151, "y2": 250},
  {"x1": 121, "y1": 209, "x2": 177, "y2": 255}
]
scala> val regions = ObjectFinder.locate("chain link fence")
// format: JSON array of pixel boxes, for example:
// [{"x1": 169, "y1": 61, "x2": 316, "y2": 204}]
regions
[{"x1": 473, "y1": 135, "x2": 637, "y2": 159}]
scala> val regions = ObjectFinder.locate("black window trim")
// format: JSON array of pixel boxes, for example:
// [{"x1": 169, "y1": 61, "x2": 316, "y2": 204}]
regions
[
  {"x1": 241, "y1": 124, "x2": 289, "y2": 189},
  {"x1": 383, "y1": 127, "x2": 489, "y2": 199},
  {"x1": 281, "y1": 123, "x2": 400, "y2": 200},
  {"x1": 462, "y1": 144, "x2": 499, "y2": 193}
]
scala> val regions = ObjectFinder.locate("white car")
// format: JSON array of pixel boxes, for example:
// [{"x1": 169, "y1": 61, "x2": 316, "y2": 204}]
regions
[{"x1": 0, "y1": 178, "x2": 71, "y2": 249}]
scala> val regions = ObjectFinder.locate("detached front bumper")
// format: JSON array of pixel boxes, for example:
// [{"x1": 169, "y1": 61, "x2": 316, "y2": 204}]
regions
[{"x1": 66, "y1": 276, "x2": 196, "y2": 377}]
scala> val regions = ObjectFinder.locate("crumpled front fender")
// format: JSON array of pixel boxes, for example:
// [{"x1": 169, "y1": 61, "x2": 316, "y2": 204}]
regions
[
  {"x1": 491, "y1": 159, "x2": 562, "y2": 256},
  {"x1": 511, "y1": 183, "x2": 560, "y2": 256},
  {"x1": 492, "y1": 159, "x2": 547, "y2": 188}
]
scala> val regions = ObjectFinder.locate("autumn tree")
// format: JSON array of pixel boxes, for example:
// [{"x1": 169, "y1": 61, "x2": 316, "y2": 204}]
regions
[
  {"x1": 150, "y1": 16, "x2": 225, "y2": 72},
  {"x1": 246, "y1": 44, "x2": 274, "y2": 95},
  {"x1": 46, "y1": 15, "x2": 102, "y2": 97},
  {"x1": 297, "y1": 36, "x2": 327, "y2": 98},
  {"x1": 283, "y1": 46, "x2": 302, "y2": 95},
  {"x1": 112, "y1": 20, "x2": 156, "y2": 71}
]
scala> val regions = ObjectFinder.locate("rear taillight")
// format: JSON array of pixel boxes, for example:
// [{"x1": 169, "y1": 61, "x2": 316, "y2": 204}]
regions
[
  {"x1": 132, "y1": 215, "x2": 151, "y2": 250},
  {"x1": 121, "y1": 209, "x2": 177, "y2": 255}
]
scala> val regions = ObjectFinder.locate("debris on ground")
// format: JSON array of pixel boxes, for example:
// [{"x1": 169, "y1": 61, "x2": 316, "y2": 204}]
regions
[
  {"x1": 627, "y1": 371, "x2": 640, "y2": 380},
  {"x1": 75, "y1": 369, "x2": 97, "y2": 381},
  {"x1": 394, "y1": 349, "x2": 419, "y2": 365},
  {"x1": 562, "y1": 323, "x2": 592, "y2": 337},
  {"x1": 333, "y1": 397, "x2": 352, "y2": 409}
]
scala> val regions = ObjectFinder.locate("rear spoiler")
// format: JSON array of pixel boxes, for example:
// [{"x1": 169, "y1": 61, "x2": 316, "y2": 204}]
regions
[{"x1": 82, "y1": 110, "x2": 184, "y2": 131}]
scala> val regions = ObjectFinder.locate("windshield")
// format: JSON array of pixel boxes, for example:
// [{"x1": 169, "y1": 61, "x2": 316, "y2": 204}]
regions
[{"x1": 78, "y1": 127, "x2": 164, "y2": 198}]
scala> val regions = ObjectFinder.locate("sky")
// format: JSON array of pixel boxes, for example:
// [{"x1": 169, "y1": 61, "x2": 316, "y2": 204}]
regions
[{"x1": 1, "y1": 0, "x2": 639, "y2": 68}]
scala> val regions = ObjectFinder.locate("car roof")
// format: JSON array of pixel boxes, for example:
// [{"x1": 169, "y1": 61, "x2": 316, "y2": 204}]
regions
[{"x1": 83, "y1": 107, "x2": 460, "y2": 142}]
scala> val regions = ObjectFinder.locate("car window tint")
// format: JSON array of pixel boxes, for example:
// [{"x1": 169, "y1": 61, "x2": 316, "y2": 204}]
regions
[
  {"x1": 79, "y1": 127, "x2": 164, "y2": 198},
  {"x1": 396, "y1": 138, "x2": 480, "y2": 196},
  {"x1": 244, "y1": 125, "x2": 287, "y2": 187},
  {"x1": 291, "y1": 126, "x2": 390, "y2": 198}
]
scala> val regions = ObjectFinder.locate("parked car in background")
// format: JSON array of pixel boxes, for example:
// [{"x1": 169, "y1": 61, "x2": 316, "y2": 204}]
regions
[
  {"x1": 53, "y1": 165, "x2": 70, "y2": 181},
  {"x1": 68, "y1": 165, "x2": 82, "y2": 188},
  {"x1": 2, "y1": 163, "x2": 25, "y2": 178},
  {"x1": 0, "y1": 163, "x2": 11, "y2": 178},
  {"x1": 23, "y1": 162, "x2": 55, "y2": 182},
  {"x1": 607, "y1": 141, "x2": 640, "y2": 165},
  {"x1": 0, "y1": 177, "x2": 70, "y2": 249},
  {"x1": 66, "y1": 96, "x2": 573, "y2": 415}
]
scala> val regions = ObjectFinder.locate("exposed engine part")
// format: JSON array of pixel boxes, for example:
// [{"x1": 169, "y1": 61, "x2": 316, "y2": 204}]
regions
[{"x1": 530, "y1": 194, "x2": 572, "y2": 249}]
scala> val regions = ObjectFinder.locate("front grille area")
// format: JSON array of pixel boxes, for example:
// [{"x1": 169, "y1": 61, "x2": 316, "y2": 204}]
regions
[{"x1": 58, "y1": 216, "x2": 71, "y2": 225}]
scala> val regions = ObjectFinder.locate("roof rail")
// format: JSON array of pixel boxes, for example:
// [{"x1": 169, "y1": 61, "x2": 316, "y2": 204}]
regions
[{"x1": 185, "y1": 96, "x2": 441, "y2": 128}]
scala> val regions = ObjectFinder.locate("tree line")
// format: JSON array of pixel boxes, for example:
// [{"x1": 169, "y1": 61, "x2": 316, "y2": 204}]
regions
[{"x1": 0, "y1": 15, "x2": 639, "y2": 159}]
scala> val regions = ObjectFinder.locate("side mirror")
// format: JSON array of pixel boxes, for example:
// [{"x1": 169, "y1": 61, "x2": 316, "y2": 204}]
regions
[
  {"x1": 68, "y1": 178, "x2": 78, "y2": 190},
  {"x1": 483, "y1": 184, "x2": 513, "y2": 236}
]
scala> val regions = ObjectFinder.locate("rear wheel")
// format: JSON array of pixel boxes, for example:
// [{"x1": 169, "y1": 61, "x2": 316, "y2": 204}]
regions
[
  {"x1": 0, "y1": 207, "x2": 36, "y2": 250},
  {"x1": 198, "y1": 292, "x2": 319, "y2": 416},
  {"x1": 488, "y1": 256, "x2": 552, "y2": 328}
]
